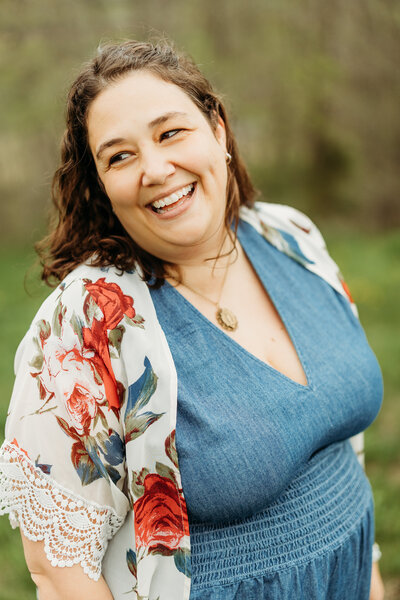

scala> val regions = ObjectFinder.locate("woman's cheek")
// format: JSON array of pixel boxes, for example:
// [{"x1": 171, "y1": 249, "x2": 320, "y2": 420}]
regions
[{"x1": 106, "y1": 173, "x2": 139, "y2": 207}]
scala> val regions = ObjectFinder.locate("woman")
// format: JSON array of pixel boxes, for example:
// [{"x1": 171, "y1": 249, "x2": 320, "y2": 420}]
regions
[{"x1": 0, "y1": 40, "x2": 384, "y2": 599}]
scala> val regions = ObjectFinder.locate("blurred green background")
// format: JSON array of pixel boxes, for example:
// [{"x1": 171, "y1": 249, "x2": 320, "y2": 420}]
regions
[{"x1": 0, "y1": 0, "x2": 399, "y2": 598}]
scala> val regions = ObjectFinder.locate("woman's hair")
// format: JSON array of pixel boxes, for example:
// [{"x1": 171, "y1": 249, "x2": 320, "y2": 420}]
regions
[{"x1": 37, "y1": 39, "x2": 257, "y2": 287}]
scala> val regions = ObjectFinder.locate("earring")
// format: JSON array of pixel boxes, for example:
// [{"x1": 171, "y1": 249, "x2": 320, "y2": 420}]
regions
[{"x1": 226, "y1": 152, "x2": 232, "y2": 165}]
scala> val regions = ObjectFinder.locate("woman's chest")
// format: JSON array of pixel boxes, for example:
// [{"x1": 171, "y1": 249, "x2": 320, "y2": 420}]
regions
[
  {"x1": 169, "y1": 287, "x2": 382, "y2": 523},
  {"x1": 149, "y1": 225, "x2": 383, "y2": 523},
  {"x1": 171, "y1": 239, "x2": 310, "y2": 387},
  {"x1": 219, "y1": 247, "x2": 309, "y2": 387}
]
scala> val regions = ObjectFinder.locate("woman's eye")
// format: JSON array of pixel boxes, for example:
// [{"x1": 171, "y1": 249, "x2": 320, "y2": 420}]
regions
[
  {"x1": 109, "y1": 152, "x2": 131, "y2": 166},
  {"x1": 160, "y1": 129, "x2": 182, "y2": 141}
]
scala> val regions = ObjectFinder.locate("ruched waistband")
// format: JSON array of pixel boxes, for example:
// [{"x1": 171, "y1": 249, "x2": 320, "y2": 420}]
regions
[{"x1": 189, "y1": 441, "x2": 372, "y2": 589}]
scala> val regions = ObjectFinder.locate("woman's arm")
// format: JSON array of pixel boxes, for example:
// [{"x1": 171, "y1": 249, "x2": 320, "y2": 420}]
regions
[
  {"x1": 0, "y1": 276, "x2": 132, "y2": 595},
  {"x1": 370, "y1": 561, "x2": 385, "y2": 600},
  {"x1": 21, "y1": 532, "x2": 114, "y2": 600}
]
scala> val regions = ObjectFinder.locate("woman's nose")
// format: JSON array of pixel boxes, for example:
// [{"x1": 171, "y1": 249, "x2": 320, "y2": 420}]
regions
[{"x1": 140, "y1": 148, "x2": 175, "y2": 187}]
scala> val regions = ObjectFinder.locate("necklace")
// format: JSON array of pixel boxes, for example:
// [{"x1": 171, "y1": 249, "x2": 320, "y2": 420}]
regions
[{"x1": 169, "y1": 256, "x2": 238, "y2": 332}]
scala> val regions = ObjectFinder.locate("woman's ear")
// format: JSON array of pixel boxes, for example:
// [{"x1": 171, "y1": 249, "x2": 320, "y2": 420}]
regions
[{"x1": 215, "y1": 115, "x2": 227, "y2": 151}]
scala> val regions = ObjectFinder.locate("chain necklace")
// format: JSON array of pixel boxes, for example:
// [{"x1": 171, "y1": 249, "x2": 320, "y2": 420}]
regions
[{"x1": 169, "y1": 256, "x2": 238, "y2": 332}]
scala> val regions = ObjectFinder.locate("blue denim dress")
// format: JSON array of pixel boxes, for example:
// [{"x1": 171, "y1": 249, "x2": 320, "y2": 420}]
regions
[{"x1": 149, "y1": 219, "x2": 383, "y2": 599}]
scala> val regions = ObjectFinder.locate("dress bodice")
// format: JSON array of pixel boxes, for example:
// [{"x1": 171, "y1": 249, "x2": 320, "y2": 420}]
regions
[{"x1": 149, "y1": 218, "x2": 383, "y2": 524}]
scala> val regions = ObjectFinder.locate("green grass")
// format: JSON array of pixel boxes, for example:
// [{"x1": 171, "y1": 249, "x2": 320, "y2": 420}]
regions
[
  {"x1": 324, "y1": 229, "x2": 400, "y2": 580},
  {"x1": 0, "y1": 247, "x2": 49, "y2": 599},
  {"x1": 0, "y1": 232, "x2": 399, "y2": 597}
]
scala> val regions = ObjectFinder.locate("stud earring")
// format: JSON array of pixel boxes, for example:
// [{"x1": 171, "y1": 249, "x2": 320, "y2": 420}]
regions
[{"x1": 226, "y1": 152, "x2": 232, "y2": 164}]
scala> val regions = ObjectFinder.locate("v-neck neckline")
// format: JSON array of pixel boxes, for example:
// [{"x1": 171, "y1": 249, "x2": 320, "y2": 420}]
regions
[{"x1": 162, "y1": 220, "x2": 313, "y2": 391}]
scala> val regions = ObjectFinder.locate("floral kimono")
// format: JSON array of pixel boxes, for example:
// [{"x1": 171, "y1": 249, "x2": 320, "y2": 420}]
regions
[{"x1": 0, "y1": 202, "x2": 365, "y2": 600}]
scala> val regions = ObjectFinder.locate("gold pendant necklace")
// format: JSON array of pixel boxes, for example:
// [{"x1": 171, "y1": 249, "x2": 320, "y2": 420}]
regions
[
  {"x1": 169, "y1": 252, "x2": 239, "y2": 332},
  {"x1": 216, "y1": 307, "x2": 238, "y2": 332}
]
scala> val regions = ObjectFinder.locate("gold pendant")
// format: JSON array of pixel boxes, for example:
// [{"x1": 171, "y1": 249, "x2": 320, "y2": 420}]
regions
[{"x1": 216, "y1": 307, "x2": 238, "y2": 332}]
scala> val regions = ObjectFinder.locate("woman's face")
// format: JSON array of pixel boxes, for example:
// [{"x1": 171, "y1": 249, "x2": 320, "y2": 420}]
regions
[{"x1": 87, "y1": 70, "x2": 228, "y2": 264}]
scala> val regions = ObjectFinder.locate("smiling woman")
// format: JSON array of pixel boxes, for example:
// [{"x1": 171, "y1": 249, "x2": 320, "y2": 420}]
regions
[
  {"x1": 35, "y1": 40, "x2": 255, "y2": 288},
  {"x1": 87, "y1": 71, "x2": 229, "y2": 263},
  {"x1": 0, "y1": 39, "x2": 384, "y2": 600}
]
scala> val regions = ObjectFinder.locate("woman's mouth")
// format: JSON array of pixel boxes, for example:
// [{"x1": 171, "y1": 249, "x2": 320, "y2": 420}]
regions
[{"x1": 148, "y1": 183, "x2": 196, "y2": 215}]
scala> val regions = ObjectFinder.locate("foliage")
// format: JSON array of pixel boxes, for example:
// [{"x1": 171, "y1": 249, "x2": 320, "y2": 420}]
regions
[{"x1": 1, "y1": 0, "x2": 400, "y2": 244}]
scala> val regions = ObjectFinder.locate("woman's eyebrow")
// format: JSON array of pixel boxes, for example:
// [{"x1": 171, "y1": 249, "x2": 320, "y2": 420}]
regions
[
  {"x1": 148, "y1": 111, "x2": 189, "y2": 129},
  {"x1": 96, "y1": 137, "x2": 126, "y2": 160},
  {"x1": 96, "y1": 112, "x2": 190, "y2": 160}
]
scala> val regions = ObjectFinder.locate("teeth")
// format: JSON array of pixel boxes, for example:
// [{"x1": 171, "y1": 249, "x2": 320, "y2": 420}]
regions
[{"x1": 151, "y1": 184, "x2": 194, "y2": 209}]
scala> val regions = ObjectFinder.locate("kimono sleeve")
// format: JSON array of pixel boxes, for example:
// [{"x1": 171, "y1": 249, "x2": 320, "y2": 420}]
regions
[{"x1": 0, "y1": 277, "x2": 130, "y2": 580}]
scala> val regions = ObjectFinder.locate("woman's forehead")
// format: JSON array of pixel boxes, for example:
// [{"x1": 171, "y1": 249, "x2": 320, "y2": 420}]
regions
[
  {"x1": 88, "y1": 71, "x2": 200, "y2": 129},
  {"x1": 87, "y1": 70, "x2": 205, "y2": 154}
]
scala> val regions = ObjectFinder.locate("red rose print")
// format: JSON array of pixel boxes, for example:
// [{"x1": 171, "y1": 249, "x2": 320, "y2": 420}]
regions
[
  {"x1": 134, "y1": 474, "x2": 189, "y2": 556},
  {"x1": 36, "y1": 332, "x2": 105, "y2": 435},
  {"x1": 84, "y1": 278, "x2": 136, "y2": 330},
  {"x1": 65, "y1": 382, "x2": 97, "y2": 436},
  {"x1": 82, "y1": 318, "x2": 120, "y2": 410},
  {"x1": 47, "y1": 345, "x2": 103, "y2": 434}
]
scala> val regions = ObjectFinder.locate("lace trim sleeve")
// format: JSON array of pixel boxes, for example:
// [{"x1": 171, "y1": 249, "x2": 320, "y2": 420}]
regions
[
  {"x1": 0, "y1": 440, "x2": 126, "y2": 580},
  {"x1": 349, "y1": 432, "x2": 365, "y2": 469}
]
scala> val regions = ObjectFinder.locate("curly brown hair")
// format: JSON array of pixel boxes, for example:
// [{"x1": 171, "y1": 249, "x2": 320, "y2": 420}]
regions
[{"x1": 37, "y1": 39, "x2": 257, "y2": 288}]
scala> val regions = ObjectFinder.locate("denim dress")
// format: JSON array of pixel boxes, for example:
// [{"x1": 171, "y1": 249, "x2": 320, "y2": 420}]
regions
[{"x1": 149, "y1": 219, "x2": 383, "y2": 600}]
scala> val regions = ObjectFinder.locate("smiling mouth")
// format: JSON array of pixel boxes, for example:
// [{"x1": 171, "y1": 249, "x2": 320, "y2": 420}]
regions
[{"x1": 149, "y1": 183, "x2": 196, "y2": 214}]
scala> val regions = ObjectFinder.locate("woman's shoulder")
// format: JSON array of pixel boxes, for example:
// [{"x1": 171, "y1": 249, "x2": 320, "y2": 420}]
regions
[
  {"x1": 240, "y1": 201, "x2": 326, "y2": 250},
  {"x1": 16, "y1": 264, "x2": 149, "y2": 368},
  {"x1": 32, "y1": 263, "x2": 146, "y2": 321},
  {"x1": 240, "y1": 201, "x2": 357, "y2": 315}
]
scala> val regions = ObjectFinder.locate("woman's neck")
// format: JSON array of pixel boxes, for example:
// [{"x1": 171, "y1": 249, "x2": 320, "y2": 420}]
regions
[{"x1": 165, "y1": 229, "x2": 242, "y2": 296}]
